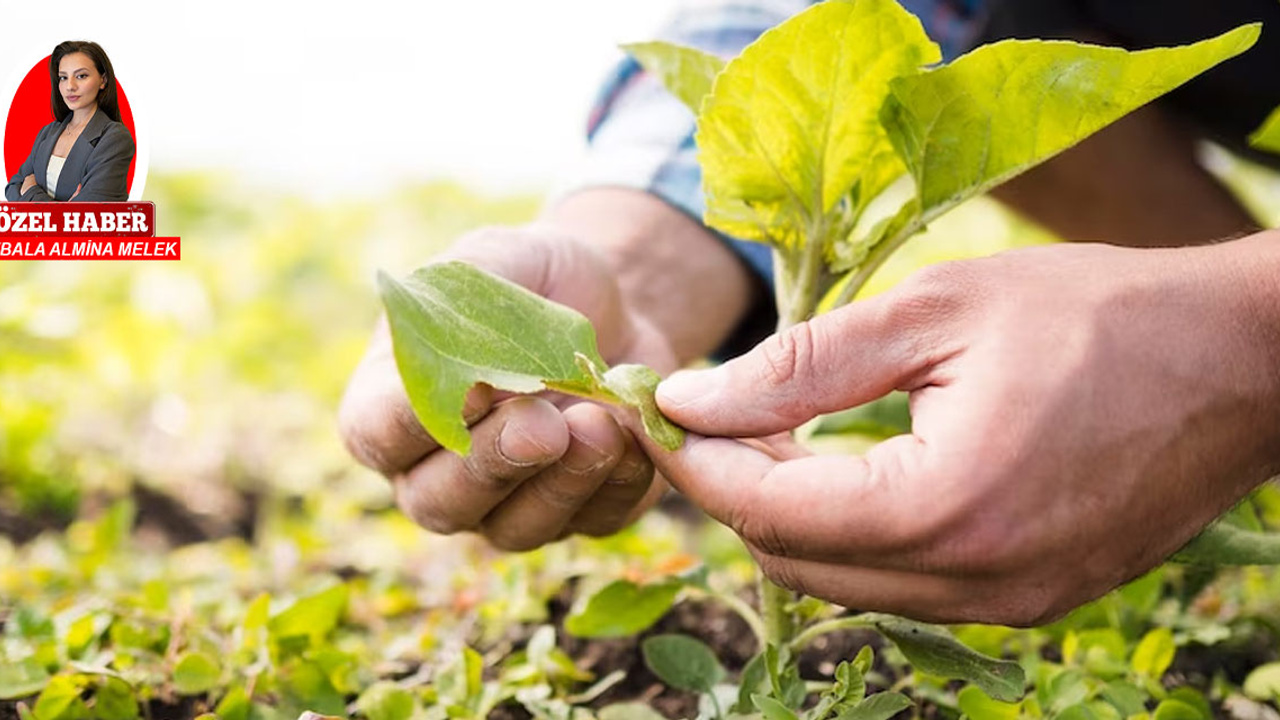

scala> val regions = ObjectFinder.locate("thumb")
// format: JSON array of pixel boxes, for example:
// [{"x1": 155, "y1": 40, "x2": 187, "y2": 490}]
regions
[{"x1": 656, "y1": 292, "x2": 944, "y2": 437}]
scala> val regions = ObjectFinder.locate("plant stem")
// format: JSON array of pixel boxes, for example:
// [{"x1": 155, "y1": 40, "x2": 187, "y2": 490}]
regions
[
  {"x1": 703, "y1": 586, "x2": 768, "y2": 650},
  {"x1": 760, "y1": 227, "x2": 830, "y2": 647},
  {"x1": 789, "y1": 614, "x2": 875, "y2": 652},
  {"x1": 829, "y1": 216, "x2": 924, "y2": 309}
]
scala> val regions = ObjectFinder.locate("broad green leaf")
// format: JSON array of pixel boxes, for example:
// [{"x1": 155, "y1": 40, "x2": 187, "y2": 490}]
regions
[
  {"x1": 281, "y1": 662, "x2": 346, "y2": 716},
  {"x1": 32, "y1": 675, "x2": 87, "y2": 720},
  {"x1": 1251, "y1": 106, "x2": 1280, "y2": 153},
  {"x1": 379, "y1": 262, "x2": 604, "y2": 455},
  {"x1": 0, "y1": 657, "x2": 50, "y2": 700},
  {"x1": 172, "y1": 652, "x2": 221, "y2": 695},
  {"x1": 356, "y1": 682, "x2": 416, "y2": 720},
  {"x1": 597, "y1": 705, "x2": 668, "y2": 720},
  {"x1": 564, "y1": 579, "x2": 681, "y2": 638},
  {"x1": 958, "y1": 686, "x2": 1020, "y2": 720},
  {"x1": 215, "y1": 687, "x2": 252, "y2": 720},
  {"x1": 641, "y1": 634, "x2": 726, "y2": 693},
  {"x1": 1167, "y1": 688, "x2": 1211, "y2": 719},
  {"x1": 1099, "y1": 681, "x2": 1148, "y2": 716},
  {"x1": 1130, "y1": 628, "x2": 1175, "y2": 679},
  {"x1": 882, "y1": 25, "x2": 1261, "y2": 225},
  {"x1": 834, "y1": 692, "x2": 914, "y2": 720},
  {"x1": 696, "y1": 0, "x2": 939, "y2": 249},
  {"x1": 622, "y1": 41, "x2": 725, "y2": 115},
  {"x1": 92, "y1": 677, "x2": 139, "y2": 720},
  {"x1": 1244, "y1": 662, "x2": 1280, "y2": 700},
  {"x1": 1152, "y1": 699, "x2": 1205, "y2": 720},
  {"x1": 1173, "y1": 520, "x2": 1280, "y2": 565},
  {"x1": 268, "y1": 585, "x2": 348, "y2": 646},
  {"x1": 379, "y1": 262, "x2": 683, "y2": 454},
  {"x1": 753, "y1": 694, "x2": 801, "y2": 720},
  {"x1": 872, "y1": 615, "x2": 1025, "y2": 702}
]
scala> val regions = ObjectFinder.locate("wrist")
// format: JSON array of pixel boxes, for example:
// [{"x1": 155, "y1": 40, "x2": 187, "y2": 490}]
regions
[{"x1": 538, "y1": 187, "x2": 758, "y2": 363}]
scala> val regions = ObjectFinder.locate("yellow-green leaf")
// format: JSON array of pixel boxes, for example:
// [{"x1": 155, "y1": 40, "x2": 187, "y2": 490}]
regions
[
  {"x1": 623, "y1": 41, "x2": 725, "y2": 115},
  {"x1": 883, "y1": 25, "x2": 1260, "y2": 225},
  {"x1": 1130, "y1": 628, "x2": 1176, "y2": 680},
  {"x1": 172, "y1": 652, "x2": 221, "y2": 695},
  {"x1": 1251, "y1": 106, "x2": 1280, "y2": 153},
  {"x1": 696, "y1": 0, "x2": 939, "y2": 249}
]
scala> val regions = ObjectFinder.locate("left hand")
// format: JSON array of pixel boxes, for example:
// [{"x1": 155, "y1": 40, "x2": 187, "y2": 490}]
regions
[
  {"x1": 20, "y1": 174, "x2": 37, "y2": 195},
  {"x1": 643, "y1": 235, "x2": 1280, "y2": 626}
]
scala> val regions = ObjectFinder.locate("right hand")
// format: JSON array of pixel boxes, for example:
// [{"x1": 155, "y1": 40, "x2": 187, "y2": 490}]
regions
[
  {"x1": 339, "y1": 226, "x2": 680, "y2": 551},
  {"x1": 20, "y1": 174, "x2": 37, "y2": 195}
]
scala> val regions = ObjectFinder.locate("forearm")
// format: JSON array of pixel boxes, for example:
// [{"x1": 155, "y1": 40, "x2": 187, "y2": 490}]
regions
[
  {"x1": 540, "y1": 187, "x2": 758, "y2": 364},
  {"x1": 1215, "y1": 230, "x2": 1280, "y2": 475}
]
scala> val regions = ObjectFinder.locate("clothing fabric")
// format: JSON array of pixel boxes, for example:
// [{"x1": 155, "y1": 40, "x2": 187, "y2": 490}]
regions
[
  {"x1": 4, "y1": 109, "x2": 134, "y2": 202},
  {"x1": 566, "y1": 0, "x2": 1280, "y2": 357},
  {"x1": 45, "y1": 155, "x2": 67, "y2": 199}
]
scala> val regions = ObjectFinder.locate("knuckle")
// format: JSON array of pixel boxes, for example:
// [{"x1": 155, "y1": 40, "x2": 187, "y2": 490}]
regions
[
  {"x1": 395, "y1": 483, "x2": 464, "y2": 536},
  {"x1": 530, "y1": 476, "x2": 593, "y2": 511},
  {"x1": 890, "y1": 260, "x2": 978, "y2": 327},
  {"x1": 461, "y1": 452, "x2": 522, "y2": 493},
  {"x1": 758, "y1": 322, "x2": 814, "y2": 388}
]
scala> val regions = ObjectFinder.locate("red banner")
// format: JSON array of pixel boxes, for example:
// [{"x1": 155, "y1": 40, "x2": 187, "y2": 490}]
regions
[
  {"x1": 0, "y1": 202, "x2": 156, "y2": 237},
  {"x1": 0, "y1": 238, "x2": 181, "y2": 260}
]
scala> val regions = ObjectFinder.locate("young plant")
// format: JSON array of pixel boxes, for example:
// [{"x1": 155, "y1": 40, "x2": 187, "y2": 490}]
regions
[{"x1": 379, "y1": 0, "x2": 1267, "y2": 713}]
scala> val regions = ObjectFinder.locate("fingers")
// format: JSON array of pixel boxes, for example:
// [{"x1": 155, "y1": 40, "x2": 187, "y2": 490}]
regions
[
  {"x1": 478, "y1": 403, "x2": 629, "y2": 550},
  {"x1": 639, "y1": 424, "x2": 940, "y2": 565},
  {"x1": 656, "y1": 272, "x2": 964, "y2": 437},
  {"x1": 392, "y1": 396, "x2": 570, "y2": 534},
  {"x1": 339, "y1": 325, "x2": 495, "y2": 476}
]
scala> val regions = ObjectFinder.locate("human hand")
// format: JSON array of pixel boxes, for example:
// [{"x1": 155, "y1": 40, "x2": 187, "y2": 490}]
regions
[
  {"x1": 647, "y1": 235, "x2": 1280, "y2": 625},
  {"x1": 340, "y1": 226, "x2": 679, "y2": 551},
  {"x1": 20, "y1": 174, "x2": 37, "y2": 195}
]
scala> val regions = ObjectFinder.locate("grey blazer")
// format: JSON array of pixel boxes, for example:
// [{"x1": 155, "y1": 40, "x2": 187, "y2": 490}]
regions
[{"x1": 4, "y1": 110, "x2": 134, "y2": 202}]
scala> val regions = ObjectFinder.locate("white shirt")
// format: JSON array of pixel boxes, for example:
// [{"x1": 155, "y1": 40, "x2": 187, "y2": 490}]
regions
[{"x1": 46, "y1": 155, "x2": 67, "y2": 198}]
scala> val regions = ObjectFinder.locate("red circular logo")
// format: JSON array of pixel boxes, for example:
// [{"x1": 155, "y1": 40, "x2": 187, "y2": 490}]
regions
[{"x1": 4, "y1": 56, "x2": 137, "y2": 195}]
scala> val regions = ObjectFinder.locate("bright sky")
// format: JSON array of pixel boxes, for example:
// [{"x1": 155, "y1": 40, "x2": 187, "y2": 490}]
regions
[{"x1": 0, "y1": 1, "x2": 680, "y2": 199}]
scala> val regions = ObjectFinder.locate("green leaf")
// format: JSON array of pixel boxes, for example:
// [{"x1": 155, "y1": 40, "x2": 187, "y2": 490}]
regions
[
  {"x1": 1152, "y1": 699, "x2": 1206, "y2": 720},
  {"x1": 872, "y1": 615, "x2": 1025, "y2": 702},
  {"x1": 958, "y1": 686, "x2": 1021, "y2": 720},
  {"x1": 268, "y1": 585, "x2": 348, "y2": 645},
  {"x1": 92, "y1": 678, "x2": 139, "y2": 720},
  {"x1": 1099, "y1": 681, "x2": 1148, "y2": 716},
  {"x1": 172, "y1": 652, "x2": 221, "y2": 695},
  {"x1": 1251, "y1": 105, "x2": 1280, "y2": 153},
  {"x1": 753, "y1": 694, "x2": 801, "y2": 720},
  {"x1": 281, "y1": 662, "x2": 346, "y2": 716},
  {"x1": 882, "y1": 25, "x2": 1260, "y2": 226},
  {"x1": 215, "y1": 687, "x2": 252, "y2": 720},
  {"x1": 622, "y1": 41, "x2": 725, "y2": 115},
  {"x1": 641, "y1": 634, "x2": 725, "y2": 693},
  {"x1": 834, "y1": 692, "x2": 914, "y2": 720},
  {"x1": 1244, "y1": 662, "x2": 1280, "y2": 700},
  {"x1": 1167, "y1": 688, "x2": 1211, "y2": 719},
  {"x1": 0, "y1": 657, "x2": 50, "y2": 700},
  {"x1": 695, "y1": 0, "x2": 939, "y2": 250},
  {"x1": 600, "y1": 364, "x2": 683, "y2": 450},
  {"x1": 1130, "y1": 628, "x2": 1176, "y2": 679},
  {"x1": 32, "y1": 675, "x2": 87, "y2": 720},
  {"x1": 734, "y1": 652, "x2": 769, "y2": 714},
  {"x1": 356, "y1": 682, "x2": 416, "y2": 720},
  {"x1": 379, "y1": 262, "x2": 682, "y2": 454},
  {"x1": 597, "y1": 705, "x2": 669, "y2": 720},
  {"x1": 1173, "y1": 520, "x2": 1280, "y2": 565},
  {"x1": 564, "y1": 579, "x2": 681, "y2": 638}
]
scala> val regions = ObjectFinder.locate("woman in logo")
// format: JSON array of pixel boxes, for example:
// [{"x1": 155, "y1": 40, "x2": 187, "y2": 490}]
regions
[{"x1": 4, "y1": 41, "x2": 135, "y2": 202}]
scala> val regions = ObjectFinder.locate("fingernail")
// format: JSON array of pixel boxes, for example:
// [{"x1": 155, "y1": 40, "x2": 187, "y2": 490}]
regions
[
  {"x1": 497, "y1": 422, "x2": 552, "y2": 466},
  {"x1": 657, "y1": 369, "x2": 720, "y2": 409}
]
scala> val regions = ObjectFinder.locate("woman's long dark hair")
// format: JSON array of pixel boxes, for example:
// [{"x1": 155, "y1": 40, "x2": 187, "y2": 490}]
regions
[{"x1": 49, "y1": 41, "x2": 121, "y2": 122}]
